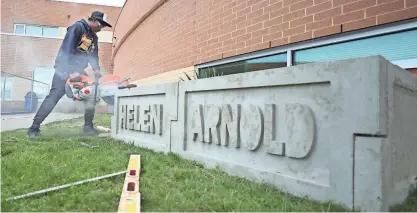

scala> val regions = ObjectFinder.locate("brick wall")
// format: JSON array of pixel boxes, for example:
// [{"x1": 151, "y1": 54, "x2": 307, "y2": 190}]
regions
[
  {"x1": 112, "y1": 0, "x2": 160, "y2": 51},
  {"x1": 1, "y1": 0, "x2": 120, "y2": 33},
  {"x1": 1, "y1": 34, "x2": 113, "y2": 78},
  {"x1": 113, "y1": 0, "x2": 417, "y2": 80},
  {"x1": 1, "y1": 0, "x2": 119, "y2": 77}
]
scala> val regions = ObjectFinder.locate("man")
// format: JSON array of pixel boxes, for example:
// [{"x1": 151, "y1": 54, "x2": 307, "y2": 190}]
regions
[{"x1": 27, "y1": 11, "x2": 112, "y2": 138}]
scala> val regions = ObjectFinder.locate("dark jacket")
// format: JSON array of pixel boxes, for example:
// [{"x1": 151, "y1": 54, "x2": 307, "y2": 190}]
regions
[{"x1": 54, "y1": 19, "x2": 100, "y2": 75}]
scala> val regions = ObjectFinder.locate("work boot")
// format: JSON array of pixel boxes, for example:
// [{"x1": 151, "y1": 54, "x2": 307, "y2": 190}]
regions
[
  {"x1": 83, "y1": 125, "x2": 99, "y2": 136},
  {"x1": 27, "y1": 125, "x2": 41, "y2": 138}
]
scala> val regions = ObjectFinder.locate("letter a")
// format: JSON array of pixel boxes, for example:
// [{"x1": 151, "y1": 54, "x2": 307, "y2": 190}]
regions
[
  {"x1": 203, "y1": 105, "x2": 221, "y2": 144},
  {"x1": 189, "y1": 105, "x2": 204, "y2": 142}
]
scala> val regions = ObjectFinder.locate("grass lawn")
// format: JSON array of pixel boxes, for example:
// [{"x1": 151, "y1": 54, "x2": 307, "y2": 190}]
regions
[{"x1": 1, "y1": 114, "x2": 415, "y2": 212}]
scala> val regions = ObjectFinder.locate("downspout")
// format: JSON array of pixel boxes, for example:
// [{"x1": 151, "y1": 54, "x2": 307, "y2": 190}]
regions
[{"x1": 111, "y1": 0, "x2": 169, "y2": 67}]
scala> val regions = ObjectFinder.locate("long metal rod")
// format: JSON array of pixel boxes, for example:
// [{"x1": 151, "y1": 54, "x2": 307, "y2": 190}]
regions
[
  {"x1": 6, "y1": 170, "x2": 128, "y2": 201},
  {"x1": 1, "y1": 71, "x2": 49, "y2": 85}
]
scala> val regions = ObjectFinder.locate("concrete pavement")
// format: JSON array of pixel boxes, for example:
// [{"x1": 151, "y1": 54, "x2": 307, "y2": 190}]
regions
[{"x1": 1, "y1": 113, "x2": 83, "y2": 132}]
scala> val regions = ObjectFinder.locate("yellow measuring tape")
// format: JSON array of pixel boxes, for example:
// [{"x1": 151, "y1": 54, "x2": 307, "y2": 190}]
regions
[{"x1": 117, "y1": 155, "x2": 141, "y2": 213}]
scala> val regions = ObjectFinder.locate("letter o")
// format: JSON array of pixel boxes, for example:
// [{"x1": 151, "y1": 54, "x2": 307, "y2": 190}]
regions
[{"x1": 240, "y1": 105, "x2": 264, "y2": 151}]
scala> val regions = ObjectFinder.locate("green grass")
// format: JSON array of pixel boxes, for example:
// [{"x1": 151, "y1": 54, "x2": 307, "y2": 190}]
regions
[
  {"x1": 0, "y1": 114, "x2": 412, "y2": 212},
  {"x1": 390, "y1": 186, "x2": 417, "y2": 212}
]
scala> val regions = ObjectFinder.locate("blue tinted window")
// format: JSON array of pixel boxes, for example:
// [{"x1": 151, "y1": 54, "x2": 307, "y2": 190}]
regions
[
  {"x1": 25, "y1": 25, "x2": 43, "y2": 36},
  {"x1": 15, "y1": 25, "x2": 25, "y2": 34},
  {"x1": 43, "y1": 27, "x2": 59, "y2": 37},
  {"x1": 293, "y1": 30, "x2": 417, "y2": 65},
  {"x1": 199, "y1": 53, "x2": 287, "y2": 78}
]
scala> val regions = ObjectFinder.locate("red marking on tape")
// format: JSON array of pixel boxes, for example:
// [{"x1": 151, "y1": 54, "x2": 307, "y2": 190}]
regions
[
  {"x1": 127, "y1": 182, "x2": 135, "y2": 191},
  {"x1": 129, "y1": 170, "x2": 136, "y2": 176}
]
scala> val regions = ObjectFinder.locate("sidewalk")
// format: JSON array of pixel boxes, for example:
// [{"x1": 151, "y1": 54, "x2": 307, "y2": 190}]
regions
[{"x1": 1, "y1": 113, "x2": 83, "y2": 132}]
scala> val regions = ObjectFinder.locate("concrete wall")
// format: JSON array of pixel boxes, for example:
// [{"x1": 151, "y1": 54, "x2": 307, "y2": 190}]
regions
[{"x1": 111, "y1": 56, "x2": 417, "y2": 211}]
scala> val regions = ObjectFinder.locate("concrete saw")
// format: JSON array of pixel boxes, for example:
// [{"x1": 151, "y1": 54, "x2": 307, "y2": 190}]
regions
[{"x1": 64, "y1": 73, "x2": 137, "y2": 106}]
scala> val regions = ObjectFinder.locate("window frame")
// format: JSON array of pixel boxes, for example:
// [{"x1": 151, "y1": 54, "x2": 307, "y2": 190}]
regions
[
  {"x1": 198, "y1": 51, "x2": 288, "y2": 77},
  {"x1": 196, "y1": 18, "x2": 417, "y2": 74},
  {"x1": 25, "y1": 24, "x2": 44, "y2": 36},
  {"x1": 40, "y1": 26, "x2": 60, "y2": 37},
  {"x1": 1, "y1": 76, "x2": 13, "y2": 101},
  {"x1": 14, "y1": 24, "x2": 26, "y2": 35},
  {"x1": 13, "y1": 24, "x2": 60, "y2": 38}
]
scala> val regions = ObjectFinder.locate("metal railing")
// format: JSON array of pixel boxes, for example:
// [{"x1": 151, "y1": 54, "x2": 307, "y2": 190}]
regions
[{"x1": 1, "y1": 72, "x2": 50, "y2": 114}]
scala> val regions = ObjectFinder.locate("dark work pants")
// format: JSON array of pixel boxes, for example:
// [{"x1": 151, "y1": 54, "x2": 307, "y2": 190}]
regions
[{"x1": 31, "y1": 71, "x2": 95, "y2": 128}]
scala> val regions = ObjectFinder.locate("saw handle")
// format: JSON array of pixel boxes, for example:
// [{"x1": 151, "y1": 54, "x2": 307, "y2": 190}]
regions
[
  {"x1": 69, "y1": 76, "x2": 83, "y2": 82},
  {"x1": 118, "y1": 84, "x2": 137, "y2": 90}
]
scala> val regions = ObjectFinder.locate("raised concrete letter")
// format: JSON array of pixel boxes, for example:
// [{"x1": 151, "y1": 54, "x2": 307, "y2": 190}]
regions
[
  {"x1": 203, "y1": 105, "x2": 221, "y2": 144},
  {"x1": 190, "y1": 105, "x2": 204, "y2": 142},
  {"x1": 134, "y1": 105, "x2": 141, "y2": 131},
  {"x1": 140, "y1": 105, "x2": 151, "y2": 133},
  {"x1": 241, "y1": 104, "x2": 264, "y2": 151},
  {"x1": 264, "y1": 104, "x2": 285, "y2": 156},
  {"x1": 285, "y1": 103, "x2": 315, "y2": 158},
  {"x1": 150, "y1": 104, "x2": 163, "y2": 135},
  {"x1": 120, "y1": 104, "x2": 127, "y2": 130},
  {"x1": 220, "y1": 104, "x2": 241, "y2": 148},
  {"x1": 128, "y1": 104, "x2": 135, "y2": 130}
]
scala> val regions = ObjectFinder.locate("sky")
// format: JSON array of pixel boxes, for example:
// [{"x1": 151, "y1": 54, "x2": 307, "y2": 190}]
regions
[{"x1": 53, "y1": 0, "x2": 126, "y2": 7}]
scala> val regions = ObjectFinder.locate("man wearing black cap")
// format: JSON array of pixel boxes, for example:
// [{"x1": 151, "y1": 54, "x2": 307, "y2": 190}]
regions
[{"x1": 27, "y1": 11, "x2": 112, "y2": 138}]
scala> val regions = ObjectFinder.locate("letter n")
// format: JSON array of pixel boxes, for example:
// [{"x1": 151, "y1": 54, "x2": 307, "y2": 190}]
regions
[
  {"x1": 220, "y1": 104, "x2": 240, "y2": 147},
  {"x1": 150, "y1": 104, "x2": 163, "y2": 135}
]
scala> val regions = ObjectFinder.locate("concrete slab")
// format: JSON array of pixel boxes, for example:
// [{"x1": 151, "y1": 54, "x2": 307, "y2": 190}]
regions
[
  {"x1": 111, "y1": 56, "x2": 417, "y2": 211},
  {"x1": 111, "y1": 82, "x2": 179, "y2": 153},
  {"x1": 1, "y1": 113, "x2": 83, "y2": 132}
]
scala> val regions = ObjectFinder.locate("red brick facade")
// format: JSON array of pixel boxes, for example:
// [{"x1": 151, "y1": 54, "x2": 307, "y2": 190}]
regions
[
  {"x1": 1, "y1": 34, "x2": 113, "y2": 77},
  {"x1": 1, "y1": 0, "x2": 119, "y2": 33},
  {"x1": 1, "y1": 0, "x2": 120, "y2": 77},
  {"x1": 112, "y1": 0, "x2": 417, "y2": 80}
]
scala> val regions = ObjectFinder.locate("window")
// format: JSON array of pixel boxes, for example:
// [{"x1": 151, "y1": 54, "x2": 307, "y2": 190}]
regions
[
  {"x1": 14, "y1": 24, "x2": 25, "y2": 34},
  {"x1": 33, "y1": 67, "x2": 54, "y2": 99},
  {"x1": 196, "y1": 20, "x2": 417, "y2": 78},
  {"x1": 25, "y1": 25, "x2": 43, "y2": 36},
  {"x1": 43, "y1": 27, "x2": 59, "y2": 37},
  {"x1": 1, "y1": 76, "x2": 13, "y2": 101},
  {"x1": 96, "y1": 30, "x2": 114, "y2": 43},
  {"x1": 293, "y1": 29, "x2": 417, "y2": 66},
  {"x1": 199, "y1": 53, "x2": 287, "y2": 78},
  {"x1": 14, "y1": 24, "x2": 60, "y2": 37}
]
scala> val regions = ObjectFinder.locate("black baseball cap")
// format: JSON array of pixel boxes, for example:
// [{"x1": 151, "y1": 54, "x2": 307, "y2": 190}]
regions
[{"x1": 90, "y1": 11, "x2": 112, "y2": 28}]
